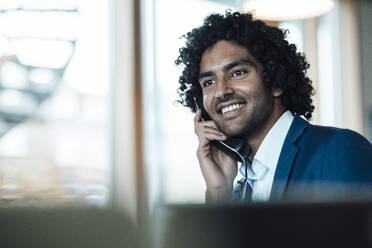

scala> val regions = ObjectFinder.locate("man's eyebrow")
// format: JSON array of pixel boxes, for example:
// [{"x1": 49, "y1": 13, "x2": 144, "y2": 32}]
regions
[
  {"x1": 223, "y1": 59, "x2": 256, "y2": 72},
  {"x1": 198, "y1": 59, "x2": 256, "y2": 81},
  {"x1": 198, "y1": 71, "x2": 214, "y2": 81}
]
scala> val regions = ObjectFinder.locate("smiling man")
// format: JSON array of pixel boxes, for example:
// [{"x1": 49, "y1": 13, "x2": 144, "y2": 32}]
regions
[{"x1": 175, "y1": 11, "x2": 372, "y2": 203}]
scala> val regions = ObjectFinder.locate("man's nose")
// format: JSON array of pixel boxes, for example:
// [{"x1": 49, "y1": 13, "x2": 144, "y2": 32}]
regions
[{"x1": 215, "y1": 80, "x2": 233, "y2": 99}]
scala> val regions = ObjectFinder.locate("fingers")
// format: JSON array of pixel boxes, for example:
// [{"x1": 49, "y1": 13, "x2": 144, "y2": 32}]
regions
[
  {"x1": 194, "y1": 110, "x2": 220, "y2": 134},
  {"x1": 196, "y1": 125, "x2": 226, "y2": 150},
  {"x1": 194, "y1": 109, "x2": 202, "y2": 123},
  {"x1": 200, "y1": 127, "x2": 226, "y2": 141},
  {"x1": 196, "y1": 122, "x2": 221, "y2": 137},
  {"x1": 194, "y1": 110, "x2": 227, "y2": 154},
  {"x1": 197, "y1": 128, "x2": 227, "y2": 161}
]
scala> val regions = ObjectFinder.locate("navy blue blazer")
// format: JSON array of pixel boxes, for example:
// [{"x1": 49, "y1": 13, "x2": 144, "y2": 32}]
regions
[{"x1": 270, "y1": 115, "x2": 372, "y2": 200}]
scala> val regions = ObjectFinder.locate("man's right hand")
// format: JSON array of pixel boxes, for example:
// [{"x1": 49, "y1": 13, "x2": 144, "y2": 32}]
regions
[{"x1": 194, "y1": 110, "x2": 238, "y2": 203}]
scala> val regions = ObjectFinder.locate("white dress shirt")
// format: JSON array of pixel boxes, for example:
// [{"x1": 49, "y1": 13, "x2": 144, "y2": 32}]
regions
[{"x1": 235, "y1": 111, "x2": 294, "y2": 201}]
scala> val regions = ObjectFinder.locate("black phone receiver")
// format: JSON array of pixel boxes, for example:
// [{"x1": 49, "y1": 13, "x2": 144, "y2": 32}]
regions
[{"x1": 194, "y1": 97, "x2": 250, "y2": 163}]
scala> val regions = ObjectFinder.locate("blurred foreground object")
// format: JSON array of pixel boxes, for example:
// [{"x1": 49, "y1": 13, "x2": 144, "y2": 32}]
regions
[
  {"x1": 153, "y1": 199, "x2": 372, "y2": 248},
  {"x1": 0, "y1": 207, "x2": 136, "y2": 248},
  {"x1": 243, "y1": 0, "x2": 334, "y2": 21},
  {"x1": 0, "y1": 157, "x2": 106, "y2": 208}
]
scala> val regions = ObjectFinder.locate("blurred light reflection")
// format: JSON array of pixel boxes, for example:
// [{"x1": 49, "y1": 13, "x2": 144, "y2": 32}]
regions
[
  {"x1": 0, "y1": 0, "x2": 79, "y2": 11},
  {"x1": 0, "y1": 90, "x2": 37, "y2": 111},
  {"x1": 0, "y1": 36, "x2": 9, "y2": 56},
  {"x1": 29, "y1": 68, "x2": 55, "y2": 85},
  {"x1": 15, "y1": 39, "x2": 74, "y2": 68},
  {"x1": 0, "y1": 11, "x2": 80, "y2": 40},
  {"x1": 0, "y1": 61, "x2": 28, "y2": 89}
]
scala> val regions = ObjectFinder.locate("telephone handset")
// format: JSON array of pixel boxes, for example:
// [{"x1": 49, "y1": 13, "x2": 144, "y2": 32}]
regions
[{"x1": 194, "y1": 97, "x2": 250, "y2": 163}]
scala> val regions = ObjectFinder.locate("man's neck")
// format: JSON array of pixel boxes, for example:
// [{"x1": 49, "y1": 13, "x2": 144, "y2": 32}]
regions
[{"x1": 245, "y1": 104, "x2": 286, "y2": 161}]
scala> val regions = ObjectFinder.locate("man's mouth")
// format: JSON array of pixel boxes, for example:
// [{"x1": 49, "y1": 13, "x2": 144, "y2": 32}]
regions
[{"x1": 220, "y1": 103, "x2": 245, "y2": 115}]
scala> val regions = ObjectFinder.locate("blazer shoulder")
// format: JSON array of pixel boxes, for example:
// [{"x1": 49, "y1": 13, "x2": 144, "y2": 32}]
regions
[
  {"x1": 289, "y1": 116, "x2": 357, "y2": 145},
  {"x1": 294, "y1": 122, "x2": 349, "y2": 149},
  {"x1": 310, "y1": 126, "x2": 372, "y2": 182},
  {"x1": 303, "y1": 124, "x2": 371, "y2": 149},
  {"x1": 290, "y1": 119, "x2": 372, "y2": 182},
  {"x1": 305, "y1": 124, "x2": 371, "y2": 146}
]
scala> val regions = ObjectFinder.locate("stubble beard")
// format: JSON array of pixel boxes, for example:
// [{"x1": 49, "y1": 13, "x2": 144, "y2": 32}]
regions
[{"x1": 215, "y1": 92, "x2": 274, "y2": 139}]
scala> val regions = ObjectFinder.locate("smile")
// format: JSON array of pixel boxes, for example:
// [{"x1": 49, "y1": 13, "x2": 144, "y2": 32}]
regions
[{"x1": 221, "y1": 103, "x2": 245, "y2": 115}]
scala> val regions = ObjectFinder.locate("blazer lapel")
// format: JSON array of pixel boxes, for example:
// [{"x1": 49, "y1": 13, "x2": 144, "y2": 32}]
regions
[{"x1": 269, "y1": 115, "x2": 308, "y2": 200}]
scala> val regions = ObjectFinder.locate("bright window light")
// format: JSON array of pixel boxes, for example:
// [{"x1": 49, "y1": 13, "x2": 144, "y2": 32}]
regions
[
  {"x1": 279, "y1": 21, "x2": 304, "y2": 53},
  {"x1": 148, "y1": 0, "x2": 235, "y2": 204}
]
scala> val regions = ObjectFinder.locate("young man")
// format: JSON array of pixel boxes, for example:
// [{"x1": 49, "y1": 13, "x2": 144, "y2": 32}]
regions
[{"x1": 175, "y1": 11, "x2": 372, "y2": 203}]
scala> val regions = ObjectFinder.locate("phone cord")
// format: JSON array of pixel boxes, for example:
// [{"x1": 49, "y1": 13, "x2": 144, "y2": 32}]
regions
[{"x1": 240, "y1": 154, "x2": 251, "y2": 202}]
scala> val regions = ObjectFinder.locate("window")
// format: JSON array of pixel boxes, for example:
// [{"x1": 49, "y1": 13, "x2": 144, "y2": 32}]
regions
[
  {"x1": 0, "y1": 0, "x2": 110, "y2": 208},
  {"x1": 142, "y1": 0, "x2": 234, "y2": 206}
]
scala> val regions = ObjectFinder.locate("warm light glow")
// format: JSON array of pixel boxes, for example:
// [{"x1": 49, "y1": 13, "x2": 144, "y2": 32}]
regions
[{"x1": 243, "y1": 0, "x2": 334, "y2": 21}]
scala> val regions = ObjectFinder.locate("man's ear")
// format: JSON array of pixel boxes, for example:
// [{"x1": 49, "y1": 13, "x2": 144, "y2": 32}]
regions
[{"x1": 272, "y1": 88, "x2": 283, "y2": 98}]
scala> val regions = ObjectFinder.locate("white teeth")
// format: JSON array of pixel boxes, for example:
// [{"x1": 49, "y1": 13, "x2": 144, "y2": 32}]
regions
[{"x1": 221, "y1": 104, "x2": 244, "y2": 114}]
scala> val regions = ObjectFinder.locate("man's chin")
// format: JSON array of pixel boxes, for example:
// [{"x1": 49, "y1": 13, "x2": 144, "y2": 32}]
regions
[{"x1": 219, "y1": 126, "x2": 247, "y2": 139}]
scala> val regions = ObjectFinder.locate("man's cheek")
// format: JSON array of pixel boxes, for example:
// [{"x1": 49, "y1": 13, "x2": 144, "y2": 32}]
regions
[{"x1": 203, "y1": 94, "x2": 211, "y2": 110}]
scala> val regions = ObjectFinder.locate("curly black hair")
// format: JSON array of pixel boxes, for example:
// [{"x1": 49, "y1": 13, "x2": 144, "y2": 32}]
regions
[{"x1": 175, "y1": 11, "x2": 314, "y2": 119}]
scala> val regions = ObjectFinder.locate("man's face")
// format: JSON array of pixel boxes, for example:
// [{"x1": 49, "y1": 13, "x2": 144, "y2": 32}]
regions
[{"x1": 199, "y1": 40, "x2": 275, "y2": 138}]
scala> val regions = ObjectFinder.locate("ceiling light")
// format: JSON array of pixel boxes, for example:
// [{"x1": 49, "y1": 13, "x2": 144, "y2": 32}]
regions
[{"x1": 243, "y1": 0, "x2": 334, "y2": 21}]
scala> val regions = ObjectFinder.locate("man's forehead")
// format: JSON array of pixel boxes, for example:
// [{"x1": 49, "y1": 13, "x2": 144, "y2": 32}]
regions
[{"x1": 199, "y1": 41, "x2": 258, "y2": 74}]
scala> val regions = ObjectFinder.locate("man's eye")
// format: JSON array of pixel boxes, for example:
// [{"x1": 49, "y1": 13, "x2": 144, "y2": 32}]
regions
[
  {"x1": 202, "y1": 79, "x2": 215, "y2": 87},
  {"x1": 231, "y1": 69, "x2": 247, "y2": 78}
]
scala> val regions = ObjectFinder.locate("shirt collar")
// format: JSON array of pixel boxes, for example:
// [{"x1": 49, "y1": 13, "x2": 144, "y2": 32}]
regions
[{"x1": 253, "y1": 110, "x2": 294, "y2": 172}]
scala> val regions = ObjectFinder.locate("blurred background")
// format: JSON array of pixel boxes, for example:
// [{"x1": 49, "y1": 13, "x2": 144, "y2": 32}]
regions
[
  {"x1": 0, "y1": 0, "x2": 110, "y2": 209},
  {"x1": 0, "y1": 0, "x2": 370, "y2": 223}
]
